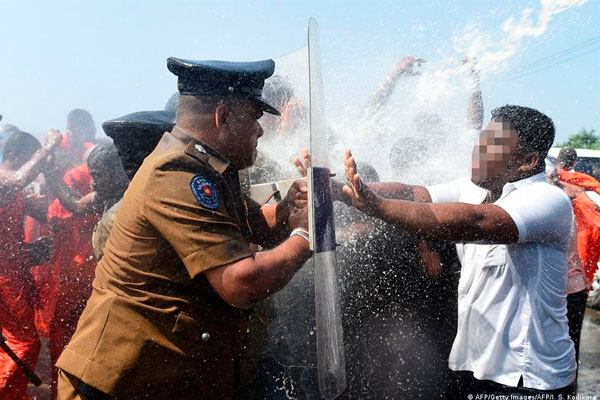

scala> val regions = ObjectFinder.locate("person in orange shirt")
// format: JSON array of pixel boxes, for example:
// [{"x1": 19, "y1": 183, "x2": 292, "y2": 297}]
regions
[
  {"x1": 0, "y1": 129, "x2": 62, "y2": 400},
  {"x1": 557, "y1": 147, "x2": 600, "y2": 286}
]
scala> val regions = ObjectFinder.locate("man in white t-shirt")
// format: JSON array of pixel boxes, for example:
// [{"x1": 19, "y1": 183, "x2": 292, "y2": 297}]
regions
[{"x1": 340, "y1": 105, "x2": 576, "y2": 397}]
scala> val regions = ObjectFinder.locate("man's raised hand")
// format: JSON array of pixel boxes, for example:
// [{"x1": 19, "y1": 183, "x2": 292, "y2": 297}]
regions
[
  {"x1": 342, "y1": 149, "x2": 382, "y2": 217},
  {"x1": 43, "y1": 129, "x2": 63, "y2": 151},
  {"x1": 393, "y1": 56, "x2": 426, "y2": 77}
]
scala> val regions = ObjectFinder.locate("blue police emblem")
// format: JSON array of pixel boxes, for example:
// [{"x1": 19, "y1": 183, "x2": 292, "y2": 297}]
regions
[{"x1": 190, "y1": 175, "x2": 220, "y2": 209}]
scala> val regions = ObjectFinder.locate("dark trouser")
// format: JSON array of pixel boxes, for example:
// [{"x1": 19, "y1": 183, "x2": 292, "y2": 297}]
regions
[{"x1": 567, "y1": 289, "x2": 588, "y2": 364}]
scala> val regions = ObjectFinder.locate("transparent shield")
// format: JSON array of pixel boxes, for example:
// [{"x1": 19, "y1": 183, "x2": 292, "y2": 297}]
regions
[
  {"x1": 242, "y1": 45, "x2": 322, "y2": 399},
  {"x1": 308, "y1": 18, "x2": 347, "y2": 399},
  {"x1": 241, "y1": 20, "x2": 346, "y2": 399}
]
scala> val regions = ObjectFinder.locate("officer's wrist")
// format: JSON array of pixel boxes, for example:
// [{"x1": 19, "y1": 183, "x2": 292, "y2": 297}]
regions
[{"x1": 290, "y1": 227, "x2": 310, "y2": 244}]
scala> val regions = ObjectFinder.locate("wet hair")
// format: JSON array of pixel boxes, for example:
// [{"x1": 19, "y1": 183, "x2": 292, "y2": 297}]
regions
[
  {"x1": 67, "y1": 109, "x2": 96, "y2": 137},
  {"x1": 3, "y1": 131, "x2": 40, "y2": 161},
  {"x1": 87, "y1": 143, "x2": 123, "y2": 172},
  {"x1": 491, "y1": 105, "x2": 555, "y2": 159},
  {"x1": 262, "y1": 74, "x2": 295, "y2": 112},
  {"x1": 558, "y1": 147, "x2": 577, "y2": 169}
]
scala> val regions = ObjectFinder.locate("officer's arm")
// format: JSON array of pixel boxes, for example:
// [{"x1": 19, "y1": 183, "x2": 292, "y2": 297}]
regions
[{"x1": 205, "y1": 216, "x2": 312, "y2": 310}]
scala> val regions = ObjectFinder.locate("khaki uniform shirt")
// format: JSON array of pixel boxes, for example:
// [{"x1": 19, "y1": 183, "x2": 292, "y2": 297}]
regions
[{"x1": 57, "y1": 127, "x2": 266, "y2": 399}]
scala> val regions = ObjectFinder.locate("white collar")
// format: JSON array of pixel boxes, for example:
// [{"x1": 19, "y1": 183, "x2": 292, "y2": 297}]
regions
[{"x1": 499, "y1": 172, "x2": 546, "y2": 200}]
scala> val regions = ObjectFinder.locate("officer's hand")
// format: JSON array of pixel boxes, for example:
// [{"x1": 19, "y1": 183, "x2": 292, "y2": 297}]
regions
[
  {"x1": 342, "y1": 149, "x2": 382, "y2": 217},
  {"x1": 288, "y1": 201, "x2": 309, "y2": 231},
  {"x1": 285, "y1": 180, "x2": 308, "y2": 212},
  {"x1": 294, "y1": 148, "x2": 346, "y2": 203},
  {"x1": 43, "y1": 129, "x2": 63, "y2": 151},
  {"x1": 293, "y1": 148, "x2": 311, "y2": 177}
]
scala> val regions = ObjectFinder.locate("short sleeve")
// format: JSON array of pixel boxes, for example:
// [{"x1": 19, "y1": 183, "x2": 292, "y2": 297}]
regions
[
  {"x1": 495, "y1": 182, "x2": 573, "y2": 247},
  {"x1": 426, "y1": 178, "x2": 466, "y2": 204},
  {"x1": 143, "y1": 166, "x2": 252, "y2": 279}
]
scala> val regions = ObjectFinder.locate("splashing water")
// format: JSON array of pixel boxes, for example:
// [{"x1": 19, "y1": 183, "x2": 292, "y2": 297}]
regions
[{"x1": 248, "y1": 2, "x2": 588, "y2": 398}]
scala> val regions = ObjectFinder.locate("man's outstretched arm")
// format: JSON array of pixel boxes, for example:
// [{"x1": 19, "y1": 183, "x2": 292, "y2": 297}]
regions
[
  {"x1": 342, "y1": 149, "x2": 519, "y2": 244},
  {"x1": 360, "y1": 56, "x2": 425, "y2": 121},
  {"x1": 294, "y1": 148, "x2": 431, "y2": 204},
  {"x1": 0, "y1": 129, "x2": 62, "y2": 192},
  {"x1": 44, "y1": 168, "x2": 100, "y2": 215},
  {"x1": 464, "y1": 57, "x2": 484, "y2": 131}
]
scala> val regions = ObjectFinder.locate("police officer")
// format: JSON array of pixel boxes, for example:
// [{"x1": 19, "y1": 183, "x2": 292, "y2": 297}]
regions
[{"x1": 56, "y1": 57, "x2": 312, "y2": 400}]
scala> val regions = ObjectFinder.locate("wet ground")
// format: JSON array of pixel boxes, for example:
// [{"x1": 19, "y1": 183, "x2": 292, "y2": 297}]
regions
[
  {"x1": 28, "y1": 308, "x2": 600, "y2": 399},
  {"x1": 579, "y1": 307, "x2": 600, "y2": 397}
]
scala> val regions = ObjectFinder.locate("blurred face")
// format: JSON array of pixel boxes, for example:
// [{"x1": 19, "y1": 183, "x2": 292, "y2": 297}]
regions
[
  {"x1": 223, "y1": 99, "x2": 264, "y2": 169},
  {"x1": 471, "y1": 117, "x2": 519, "y2": 189},
  {"x1": 66, "y1": 124, "x2": 96, "y2": 145}
]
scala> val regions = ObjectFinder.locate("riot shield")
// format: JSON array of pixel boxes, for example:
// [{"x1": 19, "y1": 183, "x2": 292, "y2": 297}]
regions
[
  {"x1": 242, "y1": 18, "x2": 346, "y2": 400},
  {"x1": 307, "y1": 18, "x2": 346, "y2": 399}
]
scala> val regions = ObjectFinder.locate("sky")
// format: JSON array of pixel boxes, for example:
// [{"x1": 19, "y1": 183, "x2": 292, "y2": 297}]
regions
[{"x1": 0, "y1": 0, "x2": 598, "y2": 144}]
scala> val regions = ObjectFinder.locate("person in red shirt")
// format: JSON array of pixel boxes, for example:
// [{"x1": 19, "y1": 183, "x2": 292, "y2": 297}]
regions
[
  {"x1": 557, "y1": 147, "x2": 600, "y2": 286},
  {"x1": 0, "y1": 129, "x2": 62, "y2": 400}
]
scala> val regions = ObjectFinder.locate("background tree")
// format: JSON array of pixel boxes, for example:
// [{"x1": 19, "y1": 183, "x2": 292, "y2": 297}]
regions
[{"x1": 558, "y1": 128, "x2": 600, "y2": 149}]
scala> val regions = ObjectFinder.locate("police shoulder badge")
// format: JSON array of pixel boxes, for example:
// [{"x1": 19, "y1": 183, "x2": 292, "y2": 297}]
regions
[{"x1": 190, "y1": 175, "x2": 220, "y2": 209}]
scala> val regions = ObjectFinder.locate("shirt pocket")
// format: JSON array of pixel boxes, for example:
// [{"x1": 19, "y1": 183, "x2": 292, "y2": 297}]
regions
[
  {"x1": 171, "y1": 311, "x2": 206, "y2": 343},
  {"x1": 476, "y1": 244, "x2": 507, "y2": 269}
]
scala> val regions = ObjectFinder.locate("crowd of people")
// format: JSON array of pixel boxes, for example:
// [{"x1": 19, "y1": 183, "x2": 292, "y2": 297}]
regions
[{"x1": 0, "y1": 52, "x2": 597, "y2": 400}]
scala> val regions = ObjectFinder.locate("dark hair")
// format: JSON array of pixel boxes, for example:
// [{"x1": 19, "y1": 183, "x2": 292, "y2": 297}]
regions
[
  {"x1": 491, "y1": 105, "x2": 555, "y2": 159},
  {"x1": 67, "y1": 108, "x2": 96, "y2": 137},
  {"x1": 3, "y1": 131, "x2": 40, "y2": 161},
  {"x1": 558, "y1": 147, "x2": 577, "y2": 169},
  {"x1": 87, "y1": 143, "x2": 123, "y2": 172}
]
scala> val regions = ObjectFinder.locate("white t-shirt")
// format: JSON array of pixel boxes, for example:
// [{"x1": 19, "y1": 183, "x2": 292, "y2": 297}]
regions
[{"x1": 427, "y1": 172, "x2": 576, "y2": 390}]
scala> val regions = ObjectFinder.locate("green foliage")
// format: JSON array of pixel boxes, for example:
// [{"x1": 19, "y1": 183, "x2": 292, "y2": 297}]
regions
[{"x1": 558, "y1": 128, "x2": 600, "y2": 150}]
